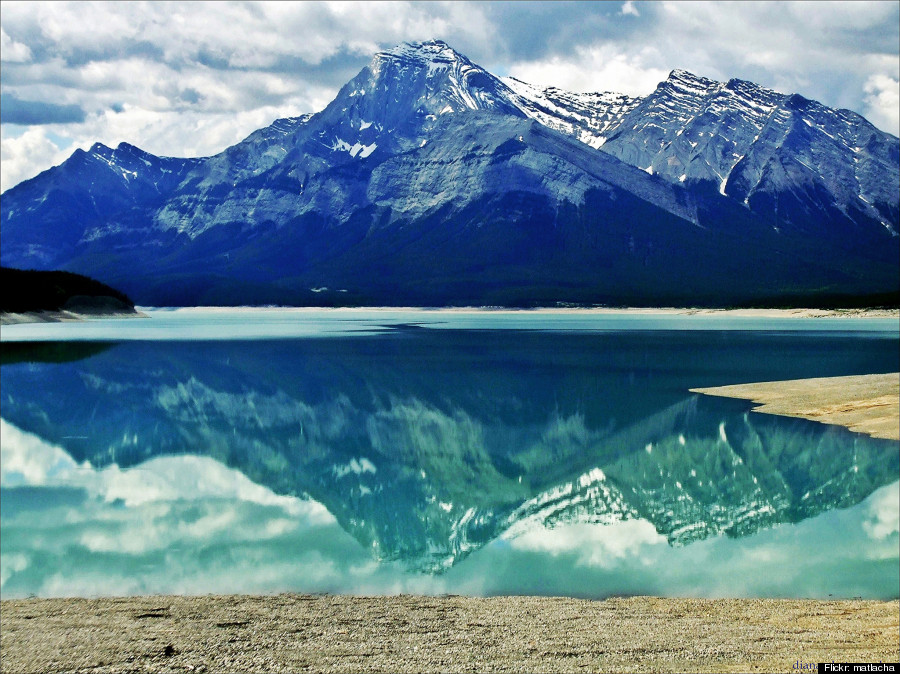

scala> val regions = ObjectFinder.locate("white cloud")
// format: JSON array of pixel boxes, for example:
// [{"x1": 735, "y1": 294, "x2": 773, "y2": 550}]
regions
[
  {"x1": 650, "y1": 2, "x2": 899, "y2": 124},
  {"x1": 509, "y1": 519, "x2": 665, "y2": 566},
  {"x1": 621, "y1": 1, "x2": 640, "y2": 17},
  {"x1": 0, "y1": 25, "x2": 31, "y2": 62},
  {"x1": 1, "y1": 418, "x2": 897, "y2": 600},
  {"x1": 0, "y1": 415, "x2": 85, "y2": 485},
  {"x1": 0, "y1": 126, "x2": 72, "y2": 192},
  {"x1": 0, "y1": 1, "x2": 485, "y2": 72},
  {"x1": 502, "y1": 0, "x2": 897, "y2": 136},
  {"x1": 509, "y1": 44, "x2": 669, "y2": 97},
  {"x1": 0, "y1": 417, "x2": 332, "y2": 520},
  {"x1": 785, "y1": 0, "x2": 898, "y2": 31},
  {"x1": 0, "y1": 97, "x2": 322, "y2": 192},
  {"x1": 863, "y1": 482, "x2": 900, "y2": 540},
  {"x1": 863, "y1": 74, "x2": 900, "y2": 135},
  {"x1": 0, "y1": 417, "x2": 445, "y2": 598},
  {"x1": 0, "y1": 1, "x2": 500, "y2": 191}
]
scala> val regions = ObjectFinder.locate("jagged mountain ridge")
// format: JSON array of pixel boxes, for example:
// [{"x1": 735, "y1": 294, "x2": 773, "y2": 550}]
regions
[
  {"x1": 508, "y1": 68, "x2": 897, "y2": 231},
  {"x1": 1, "y1": 39, "x2": 897, "y2": 306}
]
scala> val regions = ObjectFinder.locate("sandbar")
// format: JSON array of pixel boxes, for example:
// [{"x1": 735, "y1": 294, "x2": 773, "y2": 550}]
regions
[{"x1": 692, "y1": 372, "x2": 900, "y2": 441}]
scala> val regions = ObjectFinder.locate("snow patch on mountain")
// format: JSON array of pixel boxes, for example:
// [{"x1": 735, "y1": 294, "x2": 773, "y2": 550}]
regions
[{"x1": 503, "y1": 76, "x2": 640, "y2": 148}]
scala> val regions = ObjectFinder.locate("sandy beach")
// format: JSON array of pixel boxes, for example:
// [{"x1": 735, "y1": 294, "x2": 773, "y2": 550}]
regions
[{"x1": 2, "y1": 349, "x2": 898, "y2": 673}]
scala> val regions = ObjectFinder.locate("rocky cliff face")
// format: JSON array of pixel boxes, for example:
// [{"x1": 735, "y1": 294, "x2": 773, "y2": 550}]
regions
[{"x1": 1, "y1": 40, "x2": 897, "y2": 306}]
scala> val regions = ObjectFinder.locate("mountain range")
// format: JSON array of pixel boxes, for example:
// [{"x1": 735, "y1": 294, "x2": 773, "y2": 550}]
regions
[{"x1": 2, "y1": 39, "x2": 898, "y2": 307}]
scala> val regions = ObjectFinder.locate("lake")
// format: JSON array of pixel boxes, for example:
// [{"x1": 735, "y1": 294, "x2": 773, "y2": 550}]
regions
[{"x1": 1, "y1": 309, "x2": 898, "y2": 599}]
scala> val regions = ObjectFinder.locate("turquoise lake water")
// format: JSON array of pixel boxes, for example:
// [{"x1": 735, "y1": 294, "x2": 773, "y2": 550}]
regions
[{"x1": 1, "y1": 310, "x2": 898, "y2": 599}]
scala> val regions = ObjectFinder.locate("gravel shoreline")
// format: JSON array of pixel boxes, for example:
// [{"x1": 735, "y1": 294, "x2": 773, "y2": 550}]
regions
[{"x1": 2, "y1": 594, "x2": 898, "y2": 673}]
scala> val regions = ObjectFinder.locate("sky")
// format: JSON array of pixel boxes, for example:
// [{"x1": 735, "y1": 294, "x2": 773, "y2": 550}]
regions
[{"x1": 1, "y1": 0, "x2": 898, "y2": 193}]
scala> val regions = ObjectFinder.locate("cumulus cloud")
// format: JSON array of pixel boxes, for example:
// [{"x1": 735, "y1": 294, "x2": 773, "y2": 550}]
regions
[
  {"x1": 863, "y1": 482, "x2": 900, "y2": 541},
  {"x1": 863, "y1": 74, "x2": 900, "y2": 135},
  {"x1": 508, "y1": 44, "x2": 670, "y2": 97},
  {"x1": 0, "y1": 25, "x2": 31, "y2": 62},
  {"x1": 0, "y1": 1, "x2": 496, "y2": 191},
  {"x1": 508, "y1": 519, "x2": 665, "y2": 566},
  {"x1": 621, "y1": 1, "x2": 640, "y2": 17},
  {"x1": 2, "y1": 418, "x2": 897, "y2": 599},
  {"x1": 0, "y1": 419, "x2": 331, "y2": 517},
  {"x1": 0, "y1": 417, "x2": 448, "y2": 598},
  {"x1": 0, "y1": 126, "x2": 72, "y2": 191},
  {"x1": 466, "y1": 480, "x2": 900, "y2": 599},
  {"x1": 646, "y1": 2, "x2": 899, "y2": 122},
  {"x1": 505, "y1": 1, "x2": 898, "y2": 135}
]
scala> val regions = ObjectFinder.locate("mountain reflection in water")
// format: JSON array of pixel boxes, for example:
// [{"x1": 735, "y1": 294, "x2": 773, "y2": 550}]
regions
[{"x1": 1, "y1": 326, "x2": 898, "y2": 597}]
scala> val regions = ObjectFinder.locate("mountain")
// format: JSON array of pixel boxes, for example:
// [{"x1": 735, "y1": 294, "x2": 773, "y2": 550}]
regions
[{"x1": 1, "y1": 40, "x2": 897, "y2": 307}]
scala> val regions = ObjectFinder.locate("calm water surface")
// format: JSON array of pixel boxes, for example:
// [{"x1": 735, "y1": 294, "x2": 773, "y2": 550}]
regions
[{"x1": 1, "y1": 310, "x2": 898, "y2": 599}]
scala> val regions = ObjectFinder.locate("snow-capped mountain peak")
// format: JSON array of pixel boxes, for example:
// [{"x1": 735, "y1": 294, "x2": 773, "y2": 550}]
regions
[
  {"x1": 665, "y1": 68, "x2": 721, "y2": 94},
  {"x1": 375, "y1": 38, "x2": 470, "y2": 66},
  {"x1": 502, "y1": 75, "x2": 641, "y2": 148},
  {"x1": 307, "y1": 39, "x2": 525, "y2": 158},
  {"x1": 364, "y1": 38, "x2": 521, "y2": 117}
]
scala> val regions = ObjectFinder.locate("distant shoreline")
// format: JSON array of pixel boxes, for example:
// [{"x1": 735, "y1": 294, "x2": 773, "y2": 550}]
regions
[
  {"x1": 3, "y1": 305, "x2": 896, "y2": 327},
  {"x1": 140, "y1": 305, "x2": 900, "y2": 317}
]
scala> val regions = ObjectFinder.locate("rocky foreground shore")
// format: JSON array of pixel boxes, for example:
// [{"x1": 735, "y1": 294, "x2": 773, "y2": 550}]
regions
[{"x1": 2, "y1": 594, "x2": 898, "y2": 673}]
